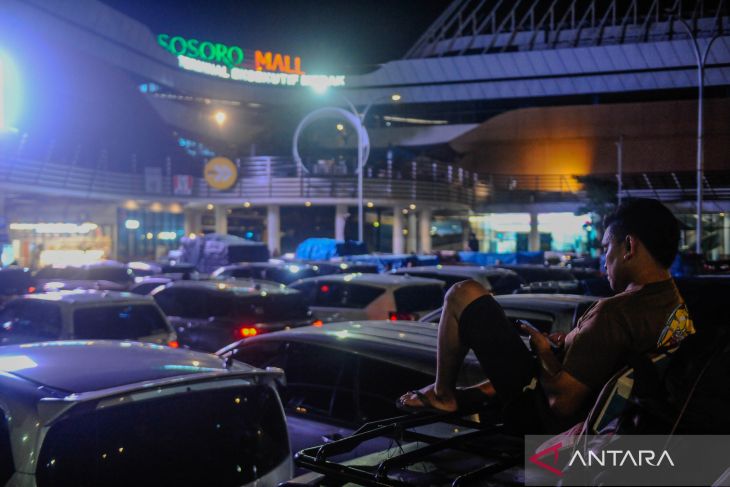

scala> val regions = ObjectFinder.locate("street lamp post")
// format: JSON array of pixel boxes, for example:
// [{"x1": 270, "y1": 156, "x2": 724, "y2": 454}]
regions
[
  {"x1": 670, "y1": 16, "x2": 722, "y2": 254},
  {"x1": 293, "y1": 92, "x2": 400, "y2": 243}
]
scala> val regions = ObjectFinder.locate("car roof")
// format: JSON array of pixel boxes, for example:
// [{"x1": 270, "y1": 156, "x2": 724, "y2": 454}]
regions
[
  {"x1": 394, "y1": 265, "x2": 517, "y2": 277},
  {"x1": 227, "y1": 320, "x2": 479, "y2": 373},
  {"x1": 0, "y1": 340, "x2": 259, "y2": 394},
  {"x1": 495, "y1": 293, "x2": 598, "y2": 310},
  {"x1": 17, "y1": 290, "x2": 155, "y2": 305},
  {"x1": 291, "y1": 273, "x2": 445, "y2": 287},
  {"x1": 164, "y1": 279, "x2": 298, "y2": 295}
]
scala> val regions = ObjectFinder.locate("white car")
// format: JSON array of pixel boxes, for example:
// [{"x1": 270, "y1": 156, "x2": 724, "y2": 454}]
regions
[
  {"x1": 0, "y1": 290, "x2": 177, "y2": 347},
  {"x1": 393, "y1": 264, "x2": 524, "y2": 294},
  {"x1": 289, "y1": 273, "x2": 444, "y2": 322},
  {"x1": 0, "y1": 340, "x2": 291, "y2": 486}
]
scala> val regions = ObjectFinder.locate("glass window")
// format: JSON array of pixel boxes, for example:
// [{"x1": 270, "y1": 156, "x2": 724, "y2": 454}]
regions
[
  {"x1": 84, "y1": 267, "x2": 134, "y2": 283},
  {"x1": 233, "y1": 293, "x2": 308, "y2": 323},
  {"x1": 394, "y1": 285, "x2": 444, "y2": 312},
  {"x1": 263, "y1": 268, "x2": 317, "y2": 285},
  {"x1": 356, "y1": 356, "x2": 434, "y2": 422},
  {"x1": 0, "y1": 301, "x2": 63, "y2": 344},
  {"x1": 73, "y1": 304, "x2": 168, "y2": 339},
  {"x1": 153, "y1": 288, "x2": 208, "y2": 319},
  {"x1": 312, "y1": 283, "x2": 384, "y2": 309},
  {"x1": 36, "y1": 385, "x2": 288, "y2": 487},
  {"x1": 0, "y1": 411, "x2": 14, "y2": 485},
  {"x1": 487, "y1": 273, "x2": 524, "y2": 294}
]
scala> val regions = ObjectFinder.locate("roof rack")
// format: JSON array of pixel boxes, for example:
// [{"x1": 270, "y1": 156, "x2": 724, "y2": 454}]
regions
[{"x1": 289, "y1": 410, "x2": 525, "y2": 487}]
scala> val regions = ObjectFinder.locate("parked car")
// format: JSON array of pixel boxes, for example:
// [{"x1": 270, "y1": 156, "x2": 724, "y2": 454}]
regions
[
  {"x1": 393, "y1": 264, "x2": 523, "y2": 294},
  {"x1": 34, "y1": 261, "x2": 135, "y2": 292},
  {"x1": 516, "y1": 276, "x2": 613, "y2": 296},
  {"x1": 128, "y1": 276, "x2": 173, "y2": 295},
  {"x1": 0, "y1": 340, "x2": 292, "y2": 486},
  {"x1": 218, "y1": 319, "x2": 485, "y2": 459},
  {"x1": 211, "y1": 262, "x2": 319, "y2": 285},
  {"x1": 421, "y1": 293, "x2": 599, "y2": 334},
  {"x1": 0, "y1": 290, "x2": 177, "y2": 347},
  {"x1": 289, "y1": 274, "x2": 445, "y2": 322},
  {"x1": 152, "y1": 280, "x2": 311, "y2": 352},
  {"x1": 495, "y1": 264, "x2": 577, "y2": 283},
  {"x1": 127, "y1": 261, "x2": 200, "y2": 280},
  {"x1": 0, "y1": 267, "x2": 36, "y2": 306}
]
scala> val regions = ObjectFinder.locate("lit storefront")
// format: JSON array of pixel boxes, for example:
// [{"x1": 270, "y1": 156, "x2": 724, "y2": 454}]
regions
[{"x1": 8, "y1": 222, "x2": 112, "y2": 268}]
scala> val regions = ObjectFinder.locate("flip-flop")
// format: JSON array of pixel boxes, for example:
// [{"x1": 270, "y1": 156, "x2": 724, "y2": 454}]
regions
[{"x1": 396, "y1": 390, "x2": 455, "y2": 414}]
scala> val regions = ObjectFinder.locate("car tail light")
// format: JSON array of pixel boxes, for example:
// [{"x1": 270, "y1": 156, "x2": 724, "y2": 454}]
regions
[
  {"x1": 167, "y1": 340, "x2": 179, "y2": 348},
  {"x1": 389, "y1": 311, "x2": 417, "y2": 321},
  {"x1": 27, "y1": 286, "x2": 37, "y2": 293},
  {"x1": 312, "y1": 320, "x2": 323, "y2": 327},
  {"x1": 239, "y1": 326, "x2": 258, "y2": 338}
]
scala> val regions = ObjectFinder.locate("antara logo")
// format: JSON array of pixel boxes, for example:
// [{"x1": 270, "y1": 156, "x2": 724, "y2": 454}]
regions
[{"x1": 529, "y1": 442, "x2": 675, "y2": 477}]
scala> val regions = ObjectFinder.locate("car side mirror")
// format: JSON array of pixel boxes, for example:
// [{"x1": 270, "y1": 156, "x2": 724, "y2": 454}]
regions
[{"x1": 265, "y1": 366, "x2": 287, "y2": 387}]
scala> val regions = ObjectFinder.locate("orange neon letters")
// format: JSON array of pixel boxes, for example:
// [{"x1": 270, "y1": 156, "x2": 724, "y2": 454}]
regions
[{"x1": 255, "y1": 50, "x2": 304, "y2": 75}]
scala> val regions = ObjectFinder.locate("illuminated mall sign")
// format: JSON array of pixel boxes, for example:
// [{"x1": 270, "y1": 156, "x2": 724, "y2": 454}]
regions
[{"x1": 157, "y1": 34, "x2": 345, "y2": 90}]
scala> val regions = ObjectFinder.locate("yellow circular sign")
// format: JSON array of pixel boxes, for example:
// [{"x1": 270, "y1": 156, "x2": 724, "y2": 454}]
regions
[{"x1": 204, "y1": 157, "x2": 238, "y2": 190}]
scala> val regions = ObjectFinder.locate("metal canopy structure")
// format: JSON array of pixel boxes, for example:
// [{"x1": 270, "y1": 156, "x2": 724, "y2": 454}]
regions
[{"x1": 406, "y1": 0, "x2": 728, "y2": 58}]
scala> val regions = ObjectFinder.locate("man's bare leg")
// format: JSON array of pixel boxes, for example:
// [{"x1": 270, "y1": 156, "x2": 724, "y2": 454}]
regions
[{"x1": 399, "y1": 280, "x2": 490, "y2": 412}]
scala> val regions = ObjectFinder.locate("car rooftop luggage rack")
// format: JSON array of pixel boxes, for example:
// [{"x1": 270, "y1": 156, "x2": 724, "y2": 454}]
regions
[{"x1": 291, "y1": 410, "x2": 524, "y2": 487}]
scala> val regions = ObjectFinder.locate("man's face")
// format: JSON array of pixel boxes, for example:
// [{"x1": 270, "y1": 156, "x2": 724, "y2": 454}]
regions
[{"x1": 602, "y1": 225, "x2": 629, "y2": 292}]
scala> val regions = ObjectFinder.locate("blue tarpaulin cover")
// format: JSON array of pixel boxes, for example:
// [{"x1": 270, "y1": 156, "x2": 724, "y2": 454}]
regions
[
  {"x1": 295, "y1": 238, "x2": 367, "y2": 260},
  {"x1": 458, "y1": 251, "x2": 544, "y2": 266}
]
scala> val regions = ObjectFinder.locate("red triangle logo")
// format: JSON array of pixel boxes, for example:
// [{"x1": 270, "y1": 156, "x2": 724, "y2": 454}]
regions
[{"x1": 529, "y1": 442, "x2": 564, "y2": 477}]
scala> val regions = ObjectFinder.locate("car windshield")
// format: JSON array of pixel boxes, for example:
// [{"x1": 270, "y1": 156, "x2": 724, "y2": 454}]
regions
[
  {"x1": 73, "y1": 304, "x2": 168, "y2": 339},
  {"x1": 394, "y1": 285, "x2": 444, "y2": 312},
  {"x1": 36, "y1": 384, "x2": 288, "y2": 486},
  {"x1": 234, "y1": 292, "x2": 309, "y2": 322}
]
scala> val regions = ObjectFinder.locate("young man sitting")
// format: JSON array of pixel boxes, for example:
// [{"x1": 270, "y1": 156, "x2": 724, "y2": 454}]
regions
[{"x1": 398, "y1": 198, "x2": 694, "y2": 433}]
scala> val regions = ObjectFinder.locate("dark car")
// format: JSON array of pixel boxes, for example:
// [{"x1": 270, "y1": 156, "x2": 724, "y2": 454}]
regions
[
  {"x1": 218, "y1": 319, "x2": 486, "y2": 459},
  {"x1": 495, "y1": 264, "x2": 577, "y2": 283},
  {"x1": 35, "y1": 261, "x2": 135, "y2": 292},
  {"x1": 0, "y1": 340, "x2": 292, "y2": 486},
  {"x1": 421, "y1": 293, "x2": 599, "y2": 334},
  {"x1": 152, "y1": 280, "x2": 311, "y2": 352},
  {"x1": 0, "y1": 267, "x2": 36, "y2": 305},
  {"x1": 393, "y1": 264, "x2": 524, "y2": 294},
  {"x1": 211, "y1": 262, "x2": 320, "y2": 285}
]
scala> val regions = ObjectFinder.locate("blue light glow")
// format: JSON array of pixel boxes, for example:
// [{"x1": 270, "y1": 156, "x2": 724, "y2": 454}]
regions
[{"x1": 0, "y1": 50, "x2": 21, "y2": 132}]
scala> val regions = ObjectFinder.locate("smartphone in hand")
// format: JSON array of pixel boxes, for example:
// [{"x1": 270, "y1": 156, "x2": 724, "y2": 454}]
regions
[{"x1": 516, "y1": 319, "x2": 559, "y2": 349}]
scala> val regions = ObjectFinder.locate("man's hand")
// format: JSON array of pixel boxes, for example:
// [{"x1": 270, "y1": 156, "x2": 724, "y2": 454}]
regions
[{"x1": 520, "y1": 324, "x2": 553, "y2": 354}]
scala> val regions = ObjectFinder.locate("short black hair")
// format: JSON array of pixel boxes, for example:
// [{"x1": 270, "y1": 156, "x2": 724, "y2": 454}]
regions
[{"x1": 604, "y1": 198, "x2": 680, "y2": 268}]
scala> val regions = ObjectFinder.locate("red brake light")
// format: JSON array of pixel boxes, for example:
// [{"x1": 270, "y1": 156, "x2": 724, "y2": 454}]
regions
[
  {"x1": 27, "y1": 286, "x2": 37, "y2": 293},
  {"x1": 168, "y1": 340, "x2": 179, "y2": 348},
  {"x1": 239, "y1": 327, "x2": 258, "y2": 338},
  {"x1": 312, "y1": 320, "x2": 323, "y2": 327},
  {"x1": 320, "y1": 284, "x2": 330, "y2": 293},
  {"x1": 389, "y1": 311, "x2": 416, "y2": 321}
]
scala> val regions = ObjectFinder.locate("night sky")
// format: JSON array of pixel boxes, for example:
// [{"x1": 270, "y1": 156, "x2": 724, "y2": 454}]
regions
[{"x1": 100, "y1": 0, "x2": 449, "y2": 74}]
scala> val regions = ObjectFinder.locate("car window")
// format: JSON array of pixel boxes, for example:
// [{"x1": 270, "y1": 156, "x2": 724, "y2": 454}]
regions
[
  {"x1": 35, "y1": 267, "x2": 82, "y2": 279},
  {"x1": 215, "y1": 268, "x2": 255, "y2": 279},
  {"x1": 73, "y1": 304, "x2": 169, "y2": 339},
  {"x1": 263, "y1": 268, "x2": 317, "y2": 284},
  {"x1": 312, "y1": 283, "x2": 385, "y2": 309},
  {"x1": 85, "y1": 267, "x2": 134, "y2": 283},
  {"x1": 400, "y1": 271, "x2": 464, "y2": 290},
  {"x1": 154, "y1": 288, "x2": 209, "y2": 319},
  {"x1": 356, "y1": 355, "x2": 434, "y2": 422},
  {"x1": 488, "y1": 274, "x2": 524, "y2": 294},
  {"x1": 234, "y1": 293, "x2": 308, "y2": 322},
  {"x1": 0, "y1": 411, "x2": 13, "y2": 485},
  {"x1": 36, "y1": 384, "x2": 288, "y2": 487},
  {"x1": 129, "y1": 282, "x2": 166, "y2": 295},
  {"x1": 0, "y1": 269, "x2": 34, "y2": 295},
  {"x1": 394, "y1": 285, "x2": 444, "y2": 312},
  {"x1": 0, "y1": 301, "x2": 63, "y2": 343},
  {"x1": 238, "y1": 341, "x2": 356, "y2": 421}
]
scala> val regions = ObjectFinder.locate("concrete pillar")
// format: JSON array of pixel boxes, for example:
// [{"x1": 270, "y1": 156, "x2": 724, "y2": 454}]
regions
[
  {"x1": 407, "y1": 212, "x2": 417, "y2": 253},
  {"x1": 724, "y1": 214, "x2": 730, "y2": 257},
  {"x1": 335, "y1": 204, "x2": 347, "y2": 241},
  {"x1": 392, "y1": 207, "x2": 404, "y2": 254},
  {"x1": 419, "y1": 208, "x2": 432, "y2": 253},
  {"x1": 529, "y1": 211, "x2": 540, "y2": 252},
  {"x1": 267, "y1": 205, "x2": 280, "y2": 256},
  {"x1": 214, "y1": 205, "x2": 228, "y2": 235},
  {"x1": 184, "y1": 208, "x2": 202, "y2": 236}
]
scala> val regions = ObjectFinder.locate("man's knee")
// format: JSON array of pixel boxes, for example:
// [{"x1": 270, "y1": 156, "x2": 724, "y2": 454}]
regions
[{"x1": 444, "y1": 279, "x2": 489, "y2": 314}]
